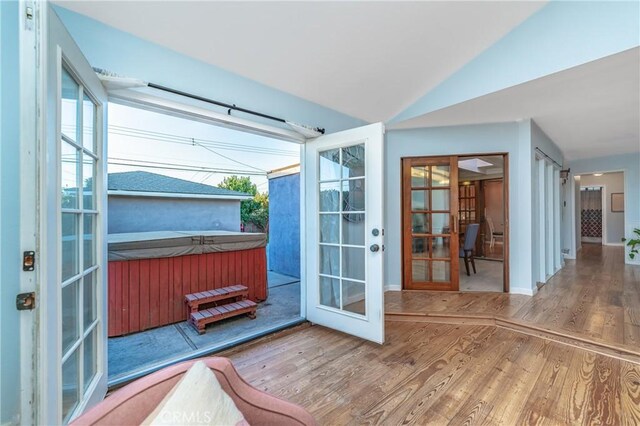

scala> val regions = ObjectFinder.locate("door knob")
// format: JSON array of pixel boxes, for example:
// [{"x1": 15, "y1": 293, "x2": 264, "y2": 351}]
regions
[
  {"x1": 370, "y1": 244, "x2": 380, "y2": 252},
  {"x1": 372, "y1": 228, "x2": 380, "y2": 236}
]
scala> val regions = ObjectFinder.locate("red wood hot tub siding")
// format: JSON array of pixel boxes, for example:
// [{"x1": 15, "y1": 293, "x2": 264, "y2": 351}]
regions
[{"x1": 107, "y1": 247, "x2": 267, "y2": 336}]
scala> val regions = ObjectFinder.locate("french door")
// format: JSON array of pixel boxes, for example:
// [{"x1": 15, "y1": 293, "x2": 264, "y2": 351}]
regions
[
  {"x1": 402, "y1": 157, "x2": 460, "y2": 290},
  {"x1": 304, "y1": 123, "x2": 385, "y2": 344},
  {"x1": 40, "y1": 9, "x2": 108, "y2": 424}
]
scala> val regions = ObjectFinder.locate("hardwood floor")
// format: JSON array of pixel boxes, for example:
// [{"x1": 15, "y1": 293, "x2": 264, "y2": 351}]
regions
[
  {"x1": 387, "y1": 245, "x2": 640, "y2": 359},
  {"x1": 222, "y1": 321, "x2": 640, "y2": 425}
]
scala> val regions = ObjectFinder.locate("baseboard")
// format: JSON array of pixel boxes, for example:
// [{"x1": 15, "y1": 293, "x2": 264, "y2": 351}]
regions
[
  {"x1": 604, "y1": 242, "x2": 624, "y2": 246},
  {"x1": 509, "y1": 286, "x2": 536, "y2": 296},
  {"x1": 384, "y1": 284, "x2": 402, "y2": 292}
]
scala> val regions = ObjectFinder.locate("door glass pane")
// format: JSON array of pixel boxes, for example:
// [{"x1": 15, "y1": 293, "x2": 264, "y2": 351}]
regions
[
  {"x1": 411, "y1": 166, "x2": 429, "y2": 187},
  {"x1": 61, "y1": 142, "x2": 79, "y2": 209},
  {"x1": 319, "y1": 276, "x2": 340, "y2": 309},
  {"x1": 412, "y1": 260, "x2": 429, "y2": 281},
  {"x1": 342, "y1": 247, "x2": 365, "y2": 281},
  {"x1": 62, "y1": 280, "x2": 79, "y2": 354},
  {"x1": 432, "y1": 213, "x2": 450, "y2": 234},
  {"x1": 83, "y1": 272, "x2": 95, "y2": 329},
  {"x1": 432, "y1": 261, "x2": 451, "y2": 282},
  {"x1": 83, "y1": 328, "x2": 97, "y2": 391},
  {"x1": 61, "y1": 68, "x2": 78, "y2": 142},
  {"x1": 62, "y1": 348, "x2": 79, "y2": 422},
  {"x1": 83, "y1": 213, "x2": 96, "y2": 269},
  {"x1": 342, "y1": 280, "x2": 365, "y2": 315},
  {"x1": 62, "y1": 213, "x2": 79, "y2": 281},
  {"x1": 319, "y1": 149, "x2": 341, "y2": 181},
  {"x1": 342, "y1": 144, "x2": 364, "y2": 178},
  {"x1": 412, "y1": 238, "x2": 430, "y2": 257},
  {"x1": 433, "y1": 237, "x2": 450, "y2": 258},
  {"x1": 432, "y1": 165, "x2": 450, "y2": 187},
  {"x1": 319, "y1": 245, "x2": 339, "y2": 276},
  {"x1": 342, "y1": 214, "x2": 365, "y2": 245},
  {"x1": 320, "y1": 214, "x2": 339, "y2": 243},
  {"x1": 411, "y1": 190, "x2": 429, "y2": 210},
  {"x1": 319, "y1": 182, "x2": 340, "y2": 212},
  {"x1": 342, "y1": 179, "x2": 364, "y2": 211},
  {"x1": 411, "y1": 213, "x2": 430, "y2": 233},
  {"x1": 82, "y1": 94, "x2": 95, "y2": 152},
  {"x1": 82, "y1": 156, "x2": 95, "y2": 209},
  {"x1": 431, "y1": 189, "x2": 450, "y2": 211}
]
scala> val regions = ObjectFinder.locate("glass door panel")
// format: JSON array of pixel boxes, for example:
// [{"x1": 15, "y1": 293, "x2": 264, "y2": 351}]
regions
[{"x1": 402, "y1": 157, "x2": 459, "y2": 290}]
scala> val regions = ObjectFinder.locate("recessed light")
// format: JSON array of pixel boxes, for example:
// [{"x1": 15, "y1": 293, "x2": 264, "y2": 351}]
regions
[{"x1": 594, "y1": 173, "x2": 603, "y2": 177}]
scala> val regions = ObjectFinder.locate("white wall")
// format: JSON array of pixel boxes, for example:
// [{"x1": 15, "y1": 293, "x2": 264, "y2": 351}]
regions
[
  {"x1": 578, "y1": 172, "x2": 625, "y2": 245},
  {"x1": 385, "y1": 120, "x2": 535, "y2": 295}
]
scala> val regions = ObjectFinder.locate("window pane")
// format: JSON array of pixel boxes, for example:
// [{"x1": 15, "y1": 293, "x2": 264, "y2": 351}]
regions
[
  {"x1": 342, "y1": 179, "x2": 364, "y2": 212},
  {"x1": 432, "y1": 165, "x2": 450, "y2": 187},
  {"x1": 411, "y1": 166, "x2": 429, "y2": 187},
  {"x1": 83, "y1": 328, "x2": 97, "y2": 392},
  {"x1": 411, "y1": 190, "x2": 429, "y2": 210},
  {"x1": 432, "y1": 213, "x2": 450, "y2": 234},
  {"x1": 62, "y1": 280, "x2": 79, "y2": 354},
  {"x1": 319, "y1": 149, "x2": 341, "y2": 181},
  {"x1": 319, "y1": 214, "x2": 339, "y2": 244},
  {"x1": 82, "y1": 94, "x2": 95, "y2": 152},
  {"x1": 342, "y1": 247, "x2": 365, "y2": 281},
  {"x1": 431, "y1": 189, "x2": 450, "y2": 211},
  {"x1": 341, "y1": 144, "x2": 364, "y2": 178},
  {"x1": 411, "y1": 213, "x2": 430, "y2": 234},
  {"x1": 433, "y1": 237, "x2": 450, "y2": 258},
  {"x1": 342, "y1": 280, "x2": 365, "y2": 315},
  {"x1": 342, "y1": 214, "x2": 365, "y2": 246},
  {"x1": 412, "y1": 260, "x2": 429, "y2": 281},
  {"x1": 412, "y1": 237, "x2": 430, "y2": 257},
  {"x1": 62, "y1": 348, "x2": 80, "y2": 422},
  {"x1": 62, "y1": 213, "x2": 79, "y2": 281},
  {"x1": 432, "y1": 261, "x2": 451, "y2": 282},
  {"x1": 83, "y1": 271, "x2": 96, "y2": 330},
  {"x1": 82, "y1": 156, "x2": 95, "y2": 209},
  {"x1": 319, "y1": 182, "x2": 340, "y2": 212},
  {"x1": 83, "y1": 213, "x2": 96, "y2": 269},
  {"x1": 61, "y1": 68, "x2": 78, "y2": 142},
  {"x1": 319, "y1": 245, "x2": 339, "y2": 276},
  {"x1": 319, "y1": 276, "x2": 340, "y2": 309},
  {"x1": 61, "y1": 142, "x2": 79, "y2": 209}
]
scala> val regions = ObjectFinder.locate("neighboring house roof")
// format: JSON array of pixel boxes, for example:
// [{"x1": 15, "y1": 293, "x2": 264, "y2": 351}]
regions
[
  {"x1": 267, "y1": 164, "x2": 300, "y2": 180},
  {"x1": 108, "y1": 171, "x2": 253, "y2": 200}
]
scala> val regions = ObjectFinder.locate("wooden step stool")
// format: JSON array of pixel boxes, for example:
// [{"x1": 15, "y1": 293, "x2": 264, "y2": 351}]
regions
[{"x1": 185, "y1": 285, "x2": 257, "y2": 334}]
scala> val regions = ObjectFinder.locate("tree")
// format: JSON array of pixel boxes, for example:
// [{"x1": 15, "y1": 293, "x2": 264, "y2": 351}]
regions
[{"x1": 219, "y1": 176, "x2": 269, "y2": 232}]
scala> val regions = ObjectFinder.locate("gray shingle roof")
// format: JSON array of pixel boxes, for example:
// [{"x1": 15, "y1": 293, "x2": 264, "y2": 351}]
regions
[{"x1": 108, "y1": 171, "x2": 251, "y2": 198}]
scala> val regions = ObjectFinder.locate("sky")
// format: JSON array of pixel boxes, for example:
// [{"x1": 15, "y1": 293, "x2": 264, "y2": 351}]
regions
[{"x1": 107, "y1": 103, "x2": 301, "y2": 193}]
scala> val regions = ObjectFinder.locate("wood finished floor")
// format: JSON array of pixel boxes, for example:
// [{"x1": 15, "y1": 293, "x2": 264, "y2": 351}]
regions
[
  {"x1": 223, "y1": 321, "x2": 640, "y2": 425},
  {"x1": 386, "y1": 245, "x2": 640, "y2": 356}
]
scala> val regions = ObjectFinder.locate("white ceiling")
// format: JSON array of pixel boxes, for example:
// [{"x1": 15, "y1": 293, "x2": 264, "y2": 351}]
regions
[
  {"x1": 392, "y1": 47, "x2": 640, "y2": 161},
  {"x1": 54, "y1": 1, "x2": 546, "y2": 123}
]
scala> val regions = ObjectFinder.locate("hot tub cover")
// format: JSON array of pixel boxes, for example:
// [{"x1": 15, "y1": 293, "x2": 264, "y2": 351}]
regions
[{"x1": 108, "y1": 231, "x2": 267, "y2": 261}]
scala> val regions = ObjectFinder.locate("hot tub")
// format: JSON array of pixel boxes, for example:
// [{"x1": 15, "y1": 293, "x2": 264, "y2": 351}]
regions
[{"x1": 107, "y1": 231, "x2": 267, "y2": 337}]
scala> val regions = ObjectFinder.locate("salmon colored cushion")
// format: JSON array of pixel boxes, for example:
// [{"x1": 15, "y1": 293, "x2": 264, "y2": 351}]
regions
[{"x1": 142, "y1": 361, "x2": 248, "y2": 426}]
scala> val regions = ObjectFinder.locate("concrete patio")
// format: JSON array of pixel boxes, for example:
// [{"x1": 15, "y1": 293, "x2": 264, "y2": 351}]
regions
[{"x1": 108, "y1": 271, "x2": 301, "y2": 383}]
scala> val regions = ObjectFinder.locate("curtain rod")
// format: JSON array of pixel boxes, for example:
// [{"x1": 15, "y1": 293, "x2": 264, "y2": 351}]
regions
[
  {"x1": 146, "y1": 83, "x2": 325, "y2": 135},
  {"x1": 535, "y1": 147, "x2": 562, "y2": 168}
]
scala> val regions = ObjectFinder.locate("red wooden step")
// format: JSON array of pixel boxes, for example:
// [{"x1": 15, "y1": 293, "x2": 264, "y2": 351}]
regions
[
  {"x1": 189, "y1": 300, "x2": 257, "y2": 334},
  {"x1": 184, "y1": 285, "x2": 249, "y2": 314}
]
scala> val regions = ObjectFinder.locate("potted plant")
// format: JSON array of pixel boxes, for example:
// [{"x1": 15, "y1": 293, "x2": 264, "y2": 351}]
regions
[{"x1": 622, "y1": 228, "x2": 640, "y2": 259}]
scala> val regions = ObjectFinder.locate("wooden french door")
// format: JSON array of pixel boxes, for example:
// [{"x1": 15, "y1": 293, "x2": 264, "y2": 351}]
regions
[{"x1": 402, "y1": 157, "x2": 459, "y2": 290}]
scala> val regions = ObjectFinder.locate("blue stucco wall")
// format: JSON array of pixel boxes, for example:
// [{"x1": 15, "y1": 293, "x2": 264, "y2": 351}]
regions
[
  {"x1": 268, "y1": 173, "x2": 301, "y2": 278},
  {"x1": 108, "y1": 196, "x2": 242, "y2": 234}
]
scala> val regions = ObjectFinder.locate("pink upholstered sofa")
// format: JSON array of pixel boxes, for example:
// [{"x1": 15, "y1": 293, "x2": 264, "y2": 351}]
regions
[{"x1": 71, "y1": 358, "x2": 316, "y2": 426}]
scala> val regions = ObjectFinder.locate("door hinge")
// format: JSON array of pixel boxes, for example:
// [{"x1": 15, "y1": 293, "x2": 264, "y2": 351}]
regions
[{"x1": 16, "y1": 292, "x2": 36, "y2": 311}]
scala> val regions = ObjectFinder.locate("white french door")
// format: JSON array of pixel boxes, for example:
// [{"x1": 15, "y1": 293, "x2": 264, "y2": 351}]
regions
[
  {"x1": 40, "y1": 8, "x2": 108, "y2": 424},
  {"x1": 304, "y1": 123, "x2": 385, "y2": 344}
]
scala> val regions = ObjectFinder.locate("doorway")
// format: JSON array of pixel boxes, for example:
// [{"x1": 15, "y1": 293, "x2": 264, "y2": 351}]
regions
[
  {"x1": 580, "y1": 186, "x2": 604, "y2": 244},
  {"x1": 402, "y1": 154, "x2": 508, "y2": 292}
]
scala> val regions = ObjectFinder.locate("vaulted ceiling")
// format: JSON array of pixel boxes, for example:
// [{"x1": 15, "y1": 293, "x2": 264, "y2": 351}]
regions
[{"x1": 54, "y1": 1, "x2": 639, "y2": 161}]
